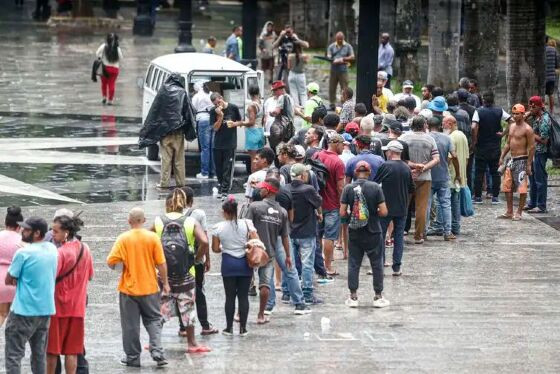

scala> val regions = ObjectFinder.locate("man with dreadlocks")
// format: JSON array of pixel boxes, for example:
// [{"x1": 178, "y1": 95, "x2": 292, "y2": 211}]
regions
[{"x1": 152, "y1": 188, "x2": 211, "y2": 353}]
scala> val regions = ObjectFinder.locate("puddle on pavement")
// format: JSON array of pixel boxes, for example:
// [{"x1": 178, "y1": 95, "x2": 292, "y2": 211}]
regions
[{"x1": 0, "y1": 113, "x2": 244, "y2": 206}]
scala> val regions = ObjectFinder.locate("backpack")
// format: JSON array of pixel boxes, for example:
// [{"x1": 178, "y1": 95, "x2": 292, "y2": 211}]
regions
[
  {"x1": 348, "y1": 184, "x2": 369, "y2": 229},
  {"x1": 306, "y1": 155, "x2": 330, "y2": 192},
  {"x1": 547, "y1": 112, "x2": 560, "y2": 159},
  {"x1": 310, "y1": 96, "x2": 327, "y2": 116},
  {"x1": 160, "y1": 215, "x2": 194, "y2": 282}
]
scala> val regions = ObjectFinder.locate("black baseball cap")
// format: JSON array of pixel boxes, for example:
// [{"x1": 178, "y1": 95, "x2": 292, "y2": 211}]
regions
[
  {"x1": 387, "y1": 119, "x2": 403, "y2": 133},
  {"x1": 18, "y1": 216, "x2": 48, "y2": 237}
]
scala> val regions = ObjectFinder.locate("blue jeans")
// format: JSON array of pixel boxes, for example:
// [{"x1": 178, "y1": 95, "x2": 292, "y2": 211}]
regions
[
  {"x1": 197, "y1": 119, "x2": 215, "y2": 176},
  {"x1": 450, "y1": 189, "x2": 461, "y2": 235},
  {"x1": 528, "y1": 152, "x2": 548, "y2": 210},
  {"x1": 267, "y1": 237, "x2": 305, "y2": 309},
  {"x1": 427, "y1": 181, "x2": 452, "y2": 235},
  {"x1": 380, "y1": 215, "x2": 406, "y2": 272},
  {"x1": 314, "y1": 223, "x2": 328, "y2": 276},
  {"x1": 291, "y1": 237, "x2": 316, "y2": 300}
]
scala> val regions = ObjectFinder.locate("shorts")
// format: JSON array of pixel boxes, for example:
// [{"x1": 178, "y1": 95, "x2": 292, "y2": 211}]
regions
[
  {"x1": 160, "y1": 288, "x2": 196, "y2": 328},
  {"x1": 546, "y1": 80, "x2": 556, "y2": 95},
  {"x1": 321, "y1": 209, "x2": 341, "y2": 241},
  {"x1": 245, "y1": 127, "x2": 265, "y2": 150},
  {"x1": 257, "y1": 259, "x2": 274, "y2": 289},
  {"x1": 501, "y1": 156, "x2": 528, "y2": 193},
  {"x1": 47, "y1": 317, "x2": 85, "y2": 355},
  {"x1": 261, "y1": 57, "x2": 274, "y2": 71}
]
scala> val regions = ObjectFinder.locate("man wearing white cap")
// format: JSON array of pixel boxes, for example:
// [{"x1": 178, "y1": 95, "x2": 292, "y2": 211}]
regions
[
  {"x1": 393, "y1": 80, "x2": 421, "y2": 110},
  {"x1": 377, "y1": 71, "x2": 394, "y2": 99}
]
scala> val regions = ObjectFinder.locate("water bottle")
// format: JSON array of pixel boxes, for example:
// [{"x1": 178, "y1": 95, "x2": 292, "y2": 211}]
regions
[{"x1": 320, "y1": 317, "x2": 331, "y2": 333}]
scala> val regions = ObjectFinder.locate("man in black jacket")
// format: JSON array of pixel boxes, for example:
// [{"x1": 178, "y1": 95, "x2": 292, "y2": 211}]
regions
[{"x1": 139, "y1": 73, "x2": 196, "y2": 189}]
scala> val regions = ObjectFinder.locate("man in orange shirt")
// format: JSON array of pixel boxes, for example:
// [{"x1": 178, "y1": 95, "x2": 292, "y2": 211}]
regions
[{"x1": 107, "y1": 207, "x2": 170, "y2": 368}]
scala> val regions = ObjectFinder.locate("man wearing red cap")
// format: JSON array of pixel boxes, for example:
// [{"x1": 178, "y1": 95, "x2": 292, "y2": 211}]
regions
[
  {"x1": 269, "y1": 81, "x2": 295, "y2": 152},
  {"x1": 524, "y1": 96, "x2": 551, "y2": 213},
  {"x1": 499, "y1": 104, "x2": 535, "y2": 220}
]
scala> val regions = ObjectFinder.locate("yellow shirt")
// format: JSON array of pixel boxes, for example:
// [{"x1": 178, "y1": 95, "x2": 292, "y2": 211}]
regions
[
  {"x1": 449, "y1": 129, "x2": 469, "y2": 188},
  {"x1": 154, "y1": 213, "x2": 196, "y2": 276},
  {"x1": 377, "y1": 94, "x2": 388, "y2": 113},
  {"x1": 107, "y1": 228, "x2": 166, "y2": 296}
]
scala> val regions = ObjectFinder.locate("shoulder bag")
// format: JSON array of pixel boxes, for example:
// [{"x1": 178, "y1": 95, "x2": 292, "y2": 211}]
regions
[
  {"x1": 243, "y1": 219, "x2": 269, "y2": 268},
  {"x1": 56, "y1": 243, "x2": 85, "y2": 283}
]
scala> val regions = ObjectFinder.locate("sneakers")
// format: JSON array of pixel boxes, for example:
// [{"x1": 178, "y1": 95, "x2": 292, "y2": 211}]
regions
[
  {"x1": 473, "y1": 197, "x2": 483, "y2": 204},
  {"x1": 345, "y1": 297, "x2": 359, "y2": 308},
  {"x1": 414, "y1": 238, "x2": 424, "y2": 244},
  {"x1": 239, "y1": 328, "x2": 249, "y2": 337},
  {"x1": 263, "y1": 307, "x2": 273, "y2": 315},
  {"x1": 305, "y1": 296, "x2": 324, "y2": 305},
  {"x1": 102, "y1": 98, "x2": 107, "y2": 105},
  {"x1": 373, "y1": 296, "x2": 390, "y2": 308},
  {"x1": 491, "y1": 197, "x2": 500, "y2": 205},
  {"x1": 196, "y1": 173, "x2": 209, "y2": 179},
  {"x1": 222, "y1": 328, "x2": 233, "y2": 336},
  {"x1": 107, "y1": 100, "x2": 113, "y2": 106},
  {"x1": 317, "y1": 275, "x2": 334, "y2": 284},
  {"x1": 120, "y1": 358, "x2": 140, "y2": 367},
  {"x1": 248, "y1": 285, "x2": 257, "y2": 296},
  {"x1": 281, "y1": 294, "x2": 291, "y2": 304},
  {"x1": 392, "y1": 268, "x2": 402, "y2": 276},
  {"x1": 426, "y1": 229, "x2": 443, "y2": 236},
  {"x1": 153, "y1": 356, "x2": 168, "y2": 367},
  {"x1": 294, "y1": 304, "x2": 312, "y2": 315},
  {"x1": 444, "y1": 233, "x2": 457, "y2": 241}
]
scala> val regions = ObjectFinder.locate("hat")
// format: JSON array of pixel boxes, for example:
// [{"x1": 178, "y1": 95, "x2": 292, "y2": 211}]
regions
[
  {"x1": 512, "y1": 103, "x2": 526, "y2": 113},
  {"x1": 290, "y1": 163, "x2": 311, "y2": 178},
  {"x1": 355, "y1": 134, "x2": 372, "y2": 145},
  {"x1": 529, "y1": 96, "x2": 544, "y2": 107},
  {"x1": 387, "y1": 120, "x2": 403, "y2": 133},
  {"x1": 354, "y1": 160, "x2": 371, "y2": 174},
  {"x1": 53, "y1": 208, "x2": 73, "y2": 219},
  {"x1": 327, "y1": 133, "x2": 345, "y2": 144},
  {"x1": 344, "y1": 122, "x2": 360, "y2": 134},
  {"x1": 419, "y1": 108, "x2": 433, "y2": 120},
  {"x1": 18, "y1": 216, "x2": 48, "y2": 236},
  {"x1": 271, "y1": 81, "x2": 286, "y2": 90},
  {"x1": 256, "y1": 178, "x2": 280, "y2": 193},
  {"x1": 342, "y1": 132, "x2": 353, "y2": 144},
  {"x1": 377, "y1": 71, "x2": 388, "y2": 80},
  {"x1": 294, "y1": 145, "x2": 306, "y2": 159},
  {"x1": 382, "y1": 140, "x2": 404, "y2": 152},
  {"x1": 373, "y1": 114, "x2": 384, "y2": 125},
  {"x1": 382, "y1": 114, "x2": 396, "y2": 126},
  {"x1": 402, "y1": 80, "x2": 414, "y2": 89},
  {"x1": 427, "y1": 96, "x2": 448, "y2": 112},
  {"x1": 307, "y1": 82, "x2": 320, "y2": 94}
]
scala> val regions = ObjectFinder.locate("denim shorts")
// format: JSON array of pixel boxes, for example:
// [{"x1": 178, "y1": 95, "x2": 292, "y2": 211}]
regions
[
  {"x1": 257, "y1": 259, "x2": 274, "y2": 289},
  {"x1": 245, "y1": 127, "x2": 265, "y2": 151},
  {"x1": 321, "y1": 209, "x2": 341, "y2": 241}
]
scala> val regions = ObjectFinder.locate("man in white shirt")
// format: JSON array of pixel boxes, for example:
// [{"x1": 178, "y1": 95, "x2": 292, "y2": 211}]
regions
[
  {"x1": 191, "y1": 82, "x2": 215, "y2": 179},
  {"x1": 378, "y1": 33, "x2": 394, "y2": 88},
  {"x1": 393, "y1": 80, "x2": 421, "y2": 110}
]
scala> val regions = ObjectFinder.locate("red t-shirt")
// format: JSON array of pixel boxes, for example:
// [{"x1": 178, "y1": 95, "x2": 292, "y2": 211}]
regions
[
  {"x1": 55, "y1": 240, "x2": 94, "y2": 318},
  {"x1": 315, "y1": 149, "x2": 345, "y2": 211}
]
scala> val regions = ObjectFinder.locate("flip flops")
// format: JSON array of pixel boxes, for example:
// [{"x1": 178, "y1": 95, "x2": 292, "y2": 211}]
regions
[
  {"x1": 187, "y1": 345, "x2": 212, "y2": 354},
  {"x1": 498, "y1": 213, "x2": 513, "y2": 219},
  {"x1": 256, "y1": 316, "x2": 270, "y2": 325}
]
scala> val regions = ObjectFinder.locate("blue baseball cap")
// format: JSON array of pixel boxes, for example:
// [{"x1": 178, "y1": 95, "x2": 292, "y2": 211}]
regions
[
  {"x1": 427, "y1": 96, "x2": 448, "y2": 112},
  {"x1": 342, "y1": 133, "x2": 353, "y2": 144}
]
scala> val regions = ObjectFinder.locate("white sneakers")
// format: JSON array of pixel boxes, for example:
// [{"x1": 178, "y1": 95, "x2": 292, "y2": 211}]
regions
[
  {"x1": 345, "y1": 297, "x2": 359, "y2": 308},
  {"x1": 373, "y1": 296, "x2": 390, "y2": 308}
]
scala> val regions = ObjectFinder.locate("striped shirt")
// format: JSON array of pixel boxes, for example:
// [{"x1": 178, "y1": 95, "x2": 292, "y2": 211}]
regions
[
  {"x1": 399, "y1": 131, "x2": 439, "y2": 181},
  {"x1": 545, "y1": 46, "x2": 558, "y2": 83}
]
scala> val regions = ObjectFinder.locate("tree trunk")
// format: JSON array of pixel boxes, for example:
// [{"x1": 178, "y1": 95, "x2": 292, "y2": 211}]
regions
[
  {"x1": 506, "y1": 0, "x2": 546, "y2": 107},
  {"x1": 427, "y1": 0, "x2": 461, "y2": 91},
  {"x1": 72, "y1": 0, "x2": 94, "y2": 17},
  {"x1": 328, "y1": 0, "x2": 357, "y2": 45},
  {"x1": 462, "y1": 0, "x2": 500, "y2": 93},
  {"x1": 289, "y1": 0, "x2": 329, "y2": 48},
  {"x1": 394, "y1": 0, "x2": 421, "y2": 83}
]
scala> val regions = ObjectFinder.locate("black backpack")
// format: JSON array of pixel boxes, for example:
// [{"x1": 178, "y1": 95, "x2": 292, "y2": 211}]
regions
[
  {"x1": 160, "y1": 215, "x2": 193, "y2": 282},
  {"x1": 547, "y1": 111, "x2": 560, "y2": 159},
  {"x1": 306, "y1": 155, "x2": 330, "y2": 192}
]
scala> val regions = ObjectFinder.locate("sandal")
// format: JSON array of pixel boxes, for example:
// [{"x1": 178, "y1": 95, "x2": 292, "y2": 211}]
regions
[
  {"x1": 256, "y1": 316, "x2": 270, "y2": 325},
  {"x1": 200, "y1": 325, "x2": 219, "y2": 336},
  {"x1": 326, "y1": 270, "x2": 339, "y2": 276},
  {"x1": 498, "y1": 213, "x2": 513, "y2": 219},
  {"x1": 187, "y1": 345, "x2": 212, "y2": 354},
  {"x1": 512, "y1": 214, "x2": 521, "y2": 221}
]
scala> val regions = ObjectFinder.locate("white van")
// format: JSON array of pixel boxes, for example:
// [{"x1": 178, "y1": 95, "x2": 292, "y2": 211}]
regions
[{"x1": 142, "y1": 53, "x2": 264, "y2": 173}]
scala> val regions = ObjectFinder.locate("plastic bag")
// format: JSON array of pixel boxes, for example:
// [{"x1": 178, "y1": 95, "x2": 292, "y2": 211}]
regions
[{"x1": 460, "y1": 187, "x2": 474, "y2": 217}]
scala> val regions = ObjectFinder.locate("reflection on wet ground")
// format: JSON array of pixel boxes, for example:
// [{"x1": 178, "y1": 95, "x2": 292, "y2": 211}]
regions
[{"x1": 0, "y1": 113, "x2": 244, "y2": 206}]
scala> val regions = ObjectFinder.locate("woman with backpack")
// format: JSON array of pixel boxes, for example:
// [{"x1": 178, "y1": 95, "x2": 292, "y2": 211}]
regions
[
  {"x1": 96, "y1": 33, "x2": 123, "y2": 105},
  {"x1": 210, "y1": 196, "x2": 258, "y2": 336},
  {"x1": 153, "y1": 189, "x2": 211, "y2": 353}
]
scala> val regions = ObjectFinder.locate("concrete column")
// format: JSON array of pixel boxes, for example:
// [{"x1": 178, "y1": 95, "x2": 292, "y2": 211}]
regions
[
  {"x1": 242, "y1": 0, "x2": 258, "y2": 60},
  {"x1": 356, "y1": 0, "x2": 380, "y2": 111},
  {"x1": 175, "y1": 0, "x2": 196, "y2": 53}
]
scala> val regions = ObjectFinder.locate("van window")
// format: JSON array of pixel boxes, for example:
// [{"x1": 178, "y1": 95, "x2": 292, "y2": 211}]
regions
[
  {"x1": 145, "y1": 65, "x2": 154, "y2": 89},
  {"x1": 151, "y1": 69, "x2": 160, "y2": 91}
]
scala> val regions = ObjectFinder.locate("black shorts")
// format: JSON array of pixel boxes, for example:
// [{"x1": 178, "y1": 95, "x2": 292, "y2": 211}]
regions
[{"x1": 546, "y1": 80, "x2": 556, "y2": 95}]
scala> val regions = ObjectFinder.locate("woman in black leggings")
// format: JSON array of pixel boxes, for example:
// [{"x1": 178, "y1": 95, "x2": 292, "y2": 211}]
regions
[{"x1": 211, "y1": 196, "x2": 258, "y2": 336}]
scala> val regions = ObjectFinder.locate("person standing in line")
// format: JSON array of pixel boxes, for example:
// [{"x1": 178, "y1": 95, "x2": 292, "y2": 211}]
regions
[
  {"x1": 393, "y1": 80, "x2": 422, "y2": 110},
  {"x1": 524, "y1": 96, "x2": 551, "y2": 213},
  {"x1": 228, "y1": 85, "x2": 264, "y2": 173},
  {"x1": 375, "y1": 141, "x2": 414, "y2": 276},
  {"x1": 471, "y1": 91, "x2": 511, "y2": 204},
  {"x1": 211, "y1": 196, "x2": 257, "y2": 336},
  {"x1": 287, "y1": 43, "x2": 309, "y2": 107},
  {"x1": 399, "y1": 116, "x2": 440, "y2": 244},
  {"x1": 339, "y1": 87, "x2": 356, "y2": 129},
  {"x1": 0, "y1": 207, "x2": 23, "y2": 328},
  {"x1": 210, "y1": 93, "x2": 241, "y2": 200},
  {"x1": 96, "y1": 33, "x2": 123, "y2": 105},
  {"x1": 46, "y1": 215, "x2": 93, "y2": 374},
  {"x1": 426, "y1": 117, "x2": 460, "y2": 241},
  {"x1": 181, "y1": 187, "x2": 218, "y2": 336},
  {"x1": 327, "y1": 32, "x2": 355, "y2": 109},
  {"x1": 378, "y1": 33, "x2": 394, "y2": 89},
  {"x1": 442, "y1": 115, "x2": 469, "y2": 235},
  {"x1": 468, "y1": 79, "x2": 482, "y2": 108},
  {"x1": 545, "y1": 39, "x2": 559, "y2": 113},
  {"x1": 340, "y1": 161, "x2": 390, "y2": 308},
  {"x1": 4, "y1": 217, "x2": 58, "y2": 374},
  {"x1": 457, "y1": 88, "x2": 476, "y2": 191},
  {"x1": 245, "y1": 147, "x2": 277, "y2": 201},
  {"x1": 314, "y1": 134, "x2": 346, "y2": 275},
  {"x1": 258, "y1": 21, "x2": 277, "y2": 84},
  {"x1": 153, "y1": 190, "x2": 211, "y2": 353},
  {"x1": 192, "y1": 82, "x2": 215, "y2": 180},
  {"x1": 499, "y1": 104, "x2": 535, "y2": 220},
  {"x1": 106, "y1": 208, "x2": 170, "y2": 367},
  {"x1": 201, "y1": 36, "x2": 217, "y2": 54},
  {"x1": 226, "y1": 26, "x2": 242, "y2": 61},
  {"x1": 344, "y1": 134, "x2": 385, "y2": 183}
]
